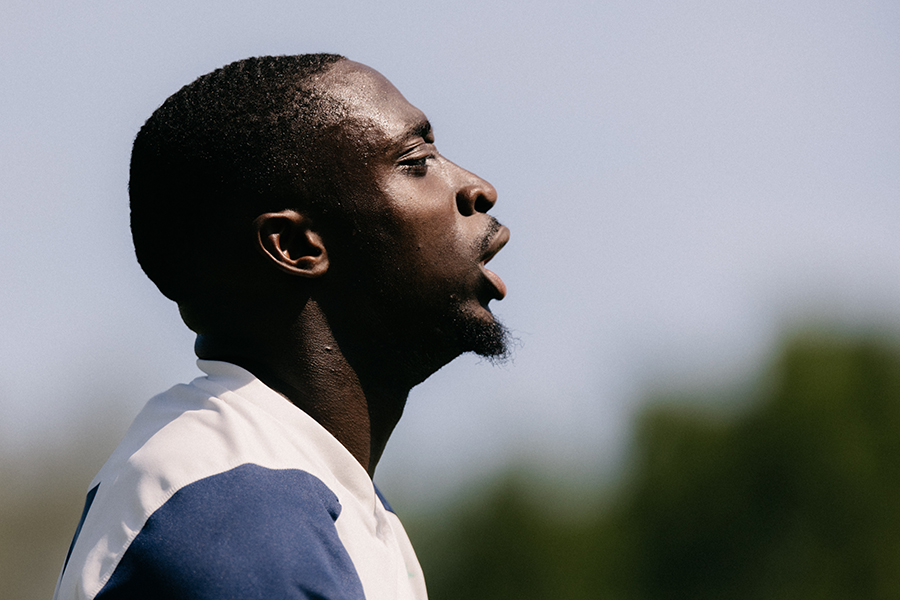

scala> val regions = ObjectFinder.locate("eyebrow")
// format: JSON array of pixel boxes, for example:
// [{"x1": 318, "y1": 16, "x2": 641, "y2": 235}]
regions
[
  {"x1": 383, "y1": 117, "x2": 433, "y2": 156},
  {"x1": 404, "y1": 119, "x2": 433, "y2": 142}
]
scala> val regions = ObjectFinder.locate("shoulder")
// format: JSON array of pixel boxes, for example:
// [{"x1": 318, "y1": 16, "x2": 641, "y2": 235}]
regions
[
  {"x1": 95, "y1": 464, "x2": 366, "y2": 600},
  {"x1": 56, "y1": 371, "x2": 366, "y2": 599}
]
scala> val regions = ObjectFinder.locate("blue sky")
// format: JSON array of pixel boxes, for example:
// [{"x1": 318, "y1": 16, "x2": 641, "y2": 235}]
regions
[{"x1": 3, "y1": 0, "x2": 899, "y2": 499}]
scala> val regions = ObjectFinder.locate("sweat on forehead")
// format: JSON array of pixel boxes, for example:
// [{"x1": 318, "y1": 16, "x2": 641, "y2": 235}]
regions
[{"x1": 317, "y1": 61, "x2": 430, "y2": 147}]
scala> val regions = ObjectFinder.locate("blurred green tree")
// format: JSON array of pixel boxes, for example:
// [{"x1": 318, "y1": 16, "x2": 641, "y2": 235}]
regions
[{"x1": 412, "y1": 332, "x2": 900, "y2": 600}]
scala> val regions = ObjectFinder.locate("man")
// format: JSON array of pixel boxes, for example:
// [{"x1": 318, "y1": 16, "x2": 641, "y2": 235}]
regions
[{"x1": 54, "y1": 54, "x2": 509, "y2": 600}]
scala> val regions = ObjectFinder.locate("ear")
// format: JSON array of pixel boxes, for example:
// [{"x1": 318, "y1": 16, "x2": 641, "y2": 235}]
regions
[{"x1": 253, "y1": 210, "x2": 329, "y2": 278}]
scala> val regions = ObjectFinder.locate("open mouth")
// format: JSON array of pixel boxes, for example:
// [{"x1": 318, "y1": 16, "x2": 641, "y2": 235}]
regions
[{"x1": 480, "y1": 225, "x2": 510, "y2": 300}]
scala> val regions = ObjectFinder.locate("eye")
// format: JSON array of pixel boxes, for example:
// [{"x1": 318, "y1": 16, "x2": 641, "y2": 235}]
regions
[{"x1": 399, "y1": 154, "x2": 434, "y2": 177}]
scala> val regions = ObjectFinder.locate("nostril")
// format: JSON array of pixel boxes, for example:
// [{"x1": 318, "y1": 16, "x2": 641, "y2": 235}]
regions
[
  {"x1": 456, "y1": 191, "x2": 475, "y2": 216},
  {"x1": 474, "y1": 195, "x2": 494, "y2": 214}
]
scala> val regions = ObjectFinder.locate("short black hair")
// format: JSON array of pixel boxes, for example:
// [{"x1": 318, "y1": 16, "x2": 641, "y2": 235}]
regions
[{"x1": 129, "y1": 53, "x2": 346, "y2": 303}]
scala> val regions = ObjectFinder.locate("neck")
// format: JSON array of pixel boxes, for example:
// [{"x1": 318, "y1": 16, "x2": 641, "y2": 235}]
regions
[{"x1": 194, "y1": 301, "x2": 410, "y2": 477}]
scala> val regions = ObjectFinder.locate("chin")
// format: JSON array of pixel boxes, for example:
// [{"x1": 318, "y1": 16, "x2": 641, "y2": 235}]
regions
[{"x1": 452, "y1": 307, "x2": 511, "y2": 362}]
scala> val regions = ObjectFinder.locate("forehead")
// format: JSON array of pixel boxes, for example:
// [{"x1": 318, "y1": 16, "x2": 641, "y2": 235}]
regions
[{"x1": 317, "y1": 61, "x2": 428, "y2": 148}]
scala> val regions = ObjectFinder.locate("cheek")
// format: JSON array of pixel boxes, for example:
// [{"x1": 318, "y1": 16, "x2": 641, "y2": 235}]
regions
[
  {"x1": 373, "y1": 173, "x2": 468, "y2": 268},
  {"x1": 382, "y1": 204, "x2": 460, "y2": 253}
]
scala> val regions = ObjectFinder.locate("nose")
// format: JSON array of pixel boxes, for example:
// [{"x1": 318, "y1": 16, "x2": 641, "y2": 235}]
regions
[{"x1": 455, "y1": 170, "x2": 498, "y2": 216}]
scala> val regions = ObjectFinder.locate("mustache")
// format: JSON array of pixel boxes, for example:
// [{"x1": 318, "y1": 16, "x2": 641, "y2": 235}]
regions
[{"x1": 477, "y1": 217, "x2": 503, "y2": 256}]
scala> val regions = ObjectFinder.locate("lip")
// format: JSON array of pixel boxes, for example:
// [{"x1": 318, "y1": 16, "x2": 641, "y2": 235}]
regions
[{"x1": 479, "y1": 225, "x2": 510, "y2": 300}]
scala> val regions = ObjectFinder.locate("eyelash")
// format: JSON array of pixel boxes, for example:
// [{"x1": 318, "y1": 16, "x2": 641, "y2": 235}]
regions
[{"x1": 400, "y1": 154, "x2": 435, "y2": 176}]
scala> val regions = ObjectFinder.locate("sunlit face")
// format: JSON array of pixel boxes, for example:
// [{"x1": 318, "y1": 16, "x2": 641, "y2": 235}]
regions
[{"x1": 315, "y1": 61, "x2": 510, "y2": 372}]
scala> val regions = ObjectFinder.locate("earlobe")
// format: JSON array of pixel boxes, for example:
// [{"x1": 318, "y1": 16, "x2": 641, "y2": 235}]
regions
[{"x1": 254, "y1": 210, "x2": 329, "y2": 278}]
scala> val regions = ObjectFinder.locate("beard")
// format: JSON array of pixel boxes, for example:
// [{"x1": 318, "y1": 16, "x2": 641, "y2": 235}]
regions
[{"x1": 450, "y1": 304, "x2": 511, "y2": 363}]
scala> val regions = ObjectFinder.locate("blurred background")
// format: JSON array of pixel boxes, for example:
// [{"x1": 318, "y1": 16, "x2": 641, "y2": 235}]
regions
[{"x1": 3, "y1": 1, "x2": 900, "y2": 598}]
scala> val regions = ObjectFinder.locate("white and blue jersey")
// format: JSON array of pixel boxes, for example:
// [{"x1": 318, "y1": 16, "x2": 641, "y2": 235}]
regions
[{"x1": 54, "y1": 360, "x2": 428, "y2": 600}]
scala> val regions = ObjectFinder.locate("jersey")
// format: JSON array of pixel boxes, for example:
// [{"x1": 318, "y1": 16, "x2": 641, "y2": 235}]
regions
[{"x1": 53, "y1": 360, "x2": 428, "y2": 600}]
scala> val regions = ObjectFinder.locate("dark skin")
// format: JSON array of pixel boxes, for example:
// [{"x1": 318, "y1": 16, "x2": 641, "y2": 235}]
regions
[{"x1": 193, "y1": 61, "x2": 509, "y2": 477}]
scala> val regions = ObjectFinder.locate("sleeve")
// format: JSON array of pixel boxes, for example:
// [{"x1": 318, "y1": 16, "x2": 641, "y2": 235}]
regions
[{"x1": 95, "y1": 464, "x2": 366, "y2": 600}]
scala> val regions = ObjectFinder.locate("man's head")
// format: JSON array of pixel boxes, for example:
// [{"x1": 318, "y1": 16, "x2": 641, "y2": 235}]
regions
[
  {"x1": 130, "y1": 53, "x2": 347, "y2": 304},
  {"x1": 130, "y1": 55, "x2": 510, "y2": 377}
]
